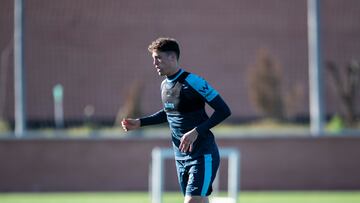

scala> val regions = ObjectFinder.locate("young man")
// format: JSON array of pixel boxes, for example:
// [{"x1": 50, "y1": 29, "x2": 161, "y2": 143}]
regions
[{"x1": 121, "y1": 37, "x2": 231, "y2": 203}]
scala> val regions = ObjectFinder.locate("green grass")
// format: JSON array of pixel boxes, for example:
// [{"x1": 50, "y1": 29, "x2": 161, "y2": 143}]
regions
[
  {"x1": 241, "y1": 191, "x2": 360, "y2": 203},
  {"x1": 0, "y1": 191, "x2": 360, "y2": 203}
]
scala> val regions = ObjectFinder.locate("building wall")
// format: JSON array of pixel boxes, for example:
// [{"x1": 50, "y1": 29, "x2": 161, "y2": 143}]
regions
[
  {"x1": 0, "y1": 0, "x2": 360, "y2": 123},
  {"x1": 1, "y1": 136, "x2": 360, "y2": 191}
]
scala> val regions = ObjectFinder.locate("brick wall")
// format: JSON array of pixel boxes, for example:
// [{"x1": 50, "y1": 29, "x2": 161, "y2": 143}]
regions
[
  {"x1": 1, "y1": 0, "x2": 360, "y2": 122},
  {"x1": 1, "y1": 136, "x2": 359, "y2": 191}
]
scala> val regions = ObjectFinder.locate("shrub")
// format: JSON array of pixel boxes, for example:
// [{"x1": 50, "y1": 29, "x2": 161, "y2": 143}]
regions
[{"x1": 248, "y1": 48, "x2": 304, "y2": 121}]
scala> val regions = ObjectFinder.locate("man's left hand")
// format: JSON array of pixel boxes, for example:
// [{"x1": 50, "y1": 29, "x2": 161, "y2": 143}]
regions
[{"x1": 179, "y1": 128, "x2": 198, "y2": 153}]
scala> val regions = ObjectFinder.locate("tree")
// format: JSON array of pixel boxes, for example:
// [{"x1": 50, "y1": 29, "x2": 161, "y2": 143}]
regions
[
  {"x1": 248, "y1": 48, "x2": 304, "y2": 122},
  {"x1": 248, "y1": 49, "x2": 284, "y2": 121},
  {"x1": 326, "y1": 60, "x2": 360, "y2": 127}
]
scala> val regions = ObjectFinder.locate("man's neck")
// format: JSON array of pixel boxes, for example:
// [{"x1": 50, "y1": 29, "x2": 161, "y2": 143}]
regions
[
  {"x1": 167, "y1": 67, "x2": 180, "y2": 78},
  {"x1": 167, "y1": 68, "x2": 182, "y2": 80}
]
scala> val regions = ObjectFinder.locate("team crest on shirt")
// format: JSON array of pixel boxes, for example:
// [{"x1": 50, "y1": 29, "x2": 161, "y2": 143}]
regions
[
  {"x1": 162, "y1": 80, "x2": 182, "y2": 112},
  {"x1": 164, "y1": 102, "x2": 175, "y2": 110}
]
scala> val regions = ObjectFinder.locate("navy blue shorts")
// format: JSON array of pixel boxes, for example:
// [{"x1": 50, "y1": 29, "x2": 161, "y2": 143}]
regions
[{"x1": 175, "y1": 153, "x2": 220, "y2": 197}]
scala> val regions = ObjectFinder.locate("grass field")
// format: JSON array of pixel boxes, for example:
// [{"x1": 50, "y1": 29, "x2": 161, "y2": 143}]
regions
[{"x1": 1, "y1": 191, "x2": 360, "y2": 203}]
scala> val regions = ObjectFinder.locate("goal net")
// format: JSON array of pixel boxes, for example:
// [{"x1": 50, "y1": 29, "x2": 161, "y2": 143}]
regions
[{"x1": 150, "y1": 147, "x2": 240, "y2": 203}]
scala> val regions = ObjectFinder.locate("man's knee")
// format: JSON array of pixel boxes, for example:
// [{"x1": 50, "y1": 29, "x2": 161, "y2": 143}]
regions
[{"x1": 184, "y1": 195, "x2": 208, "y2": 203}]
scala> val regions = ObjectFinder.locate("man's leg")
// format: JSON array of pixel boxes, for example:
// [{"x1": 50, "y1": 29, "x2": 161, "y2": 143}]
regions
[
  {"x1": 175, "y1": 160, "x2": 188, "y2": 196},
  {"x1": 184, "y1": 195, "x2": 209, "y2": 203},
  {"x1": 183, "y1": 154, "x2": 219, "y2": 203}
]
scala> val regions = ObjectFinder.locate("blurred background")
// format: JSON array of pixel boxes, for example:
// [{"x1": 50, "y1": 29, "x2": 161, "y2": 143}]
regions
[
  {"x1": 0, "y1": 0, "x2": 360, "y2": 201},
  {"x1": 0, "y1": 0, "x2": 359, "y2": 136}
]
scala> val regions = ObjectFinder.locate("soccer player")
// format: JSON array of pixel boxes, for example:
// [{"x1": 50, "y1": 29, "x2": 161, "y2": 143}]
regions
[{"x1": 121, "y1": 37, "x2": 231, "y2": 203}]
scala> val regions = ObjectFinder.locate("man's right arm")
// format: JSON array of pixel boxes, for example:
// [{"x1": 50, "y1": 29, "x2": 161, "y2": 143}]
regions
[
  {"x1": 121, "y1": 109, "x2": 167, "y2": 131},
  {"x1": 140, "y1": 109, "x2": 167, "y2": 126}
]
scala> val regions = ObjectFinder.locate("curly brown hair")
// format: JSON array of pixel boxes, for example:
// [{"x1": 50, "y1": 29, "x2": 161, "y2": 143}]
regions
[{"x1": 148, "y1": 37, "x2": 180, "y2": 60}]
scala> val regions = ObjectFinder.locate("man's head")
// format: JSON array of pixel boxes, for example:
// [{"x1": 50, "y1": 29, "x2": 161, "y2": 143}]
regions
[
  {"x1": 148, "y1": 37, "x2": 180, "y2": 60},
  {"x1": 148, "y1": 37, "x2": 180, "y2": 76}
]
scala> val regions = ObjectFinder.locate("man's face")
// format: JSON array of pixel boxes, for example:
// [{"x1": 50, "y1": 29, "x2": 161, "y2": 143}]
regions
[{"x1": 151, "y1": 51, "x2": 177, "y2": 76}]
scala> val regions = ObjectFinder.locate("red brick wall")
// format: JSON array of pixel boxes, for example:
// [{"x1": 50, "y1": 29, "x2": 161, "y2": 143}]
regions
[
  {"x1": 1, "y1": 136, "x2": 360, "y2": 191},
  {"x1": 1, "y1": 0, "x2": 360, "y2": 122}
]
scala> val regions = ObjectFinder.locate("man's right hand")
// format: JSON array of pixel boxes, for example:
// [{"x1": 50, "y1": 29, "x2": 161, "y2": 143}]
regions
[{"x1": 121, "y1": 118, "x2": 141, "y2": 131}]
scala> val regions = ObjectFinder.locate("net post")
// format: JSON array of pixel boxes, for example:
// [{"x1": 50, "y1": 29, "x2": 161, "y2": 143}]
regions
[
  {"x1": 212, "y1": 166, "x2": 220, "y2": 197},
  {"x1": 228, "y1": 149, "x2": 240, "y2": 203},
  {"x1": 151, "y1": 147, "x2": 163, "y2": 203}
]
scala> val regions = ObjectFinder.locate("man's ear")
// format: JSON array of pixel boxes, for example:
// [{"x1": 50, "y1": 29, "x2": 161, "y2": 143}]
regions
[{"x1": 168, "y1": 52, "x2": 177, "y2": 61}]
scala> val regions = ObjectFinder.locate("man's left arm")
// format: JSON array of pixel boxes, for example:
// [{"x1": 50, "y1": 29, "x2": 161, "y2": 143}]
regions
[
  {"x1": 184, "y1": 74, "x2": 232, "y2": 134},
  {"x1": 195, "y1": 95, "x2": 231, "y2": 135},
  {"x1": 180, "y1": 74, "x2": 231, "y2": 152},
  {"x1": 180, "y1": 95, "x2": 231, "y2": 152}
]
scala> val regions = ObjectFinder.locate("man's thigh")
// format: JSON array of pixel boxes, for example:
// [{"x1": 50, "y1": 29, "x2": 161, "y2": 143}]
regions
[{"x1": 176, "y1": 153, "x2": 220, "y2": 197}]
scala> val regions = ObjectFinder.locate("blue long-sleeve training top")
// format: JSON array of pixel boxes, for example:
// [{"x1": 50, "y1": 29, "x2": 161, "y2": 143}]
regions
[{"x1": 140, "y1": 69, "x2": 231, "y2": 160}]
